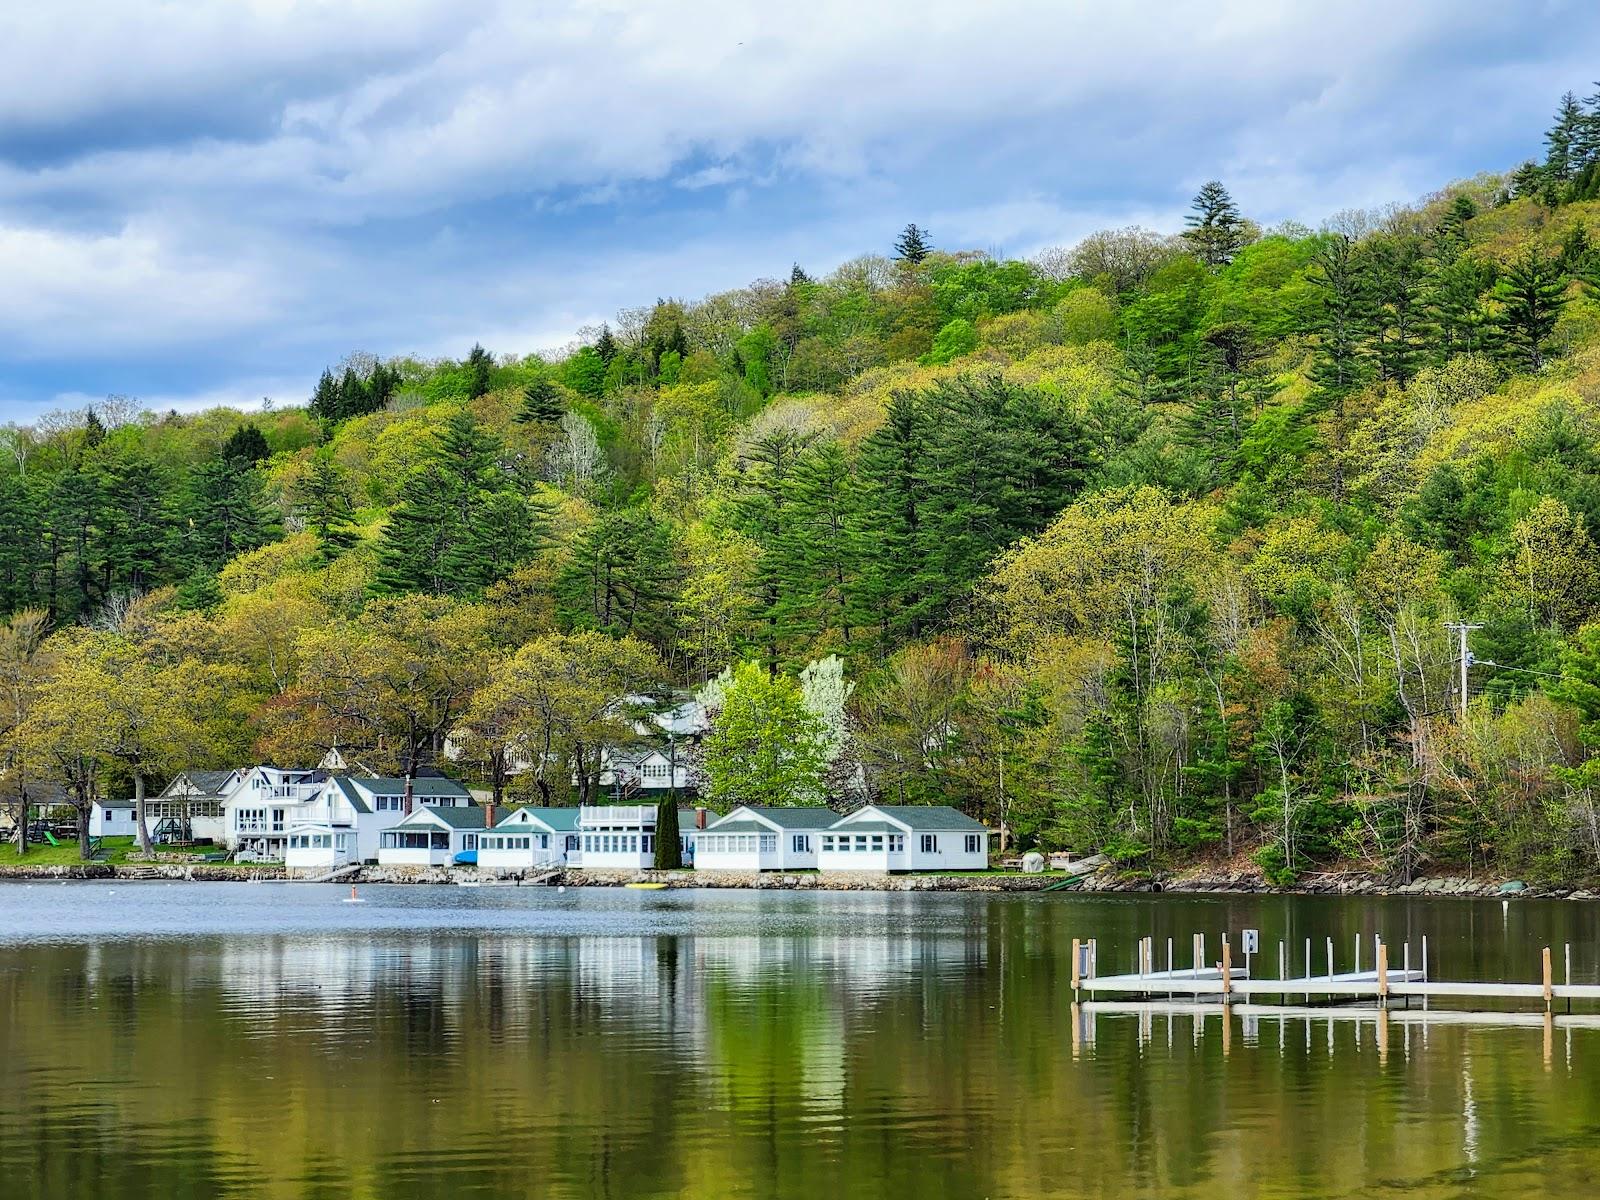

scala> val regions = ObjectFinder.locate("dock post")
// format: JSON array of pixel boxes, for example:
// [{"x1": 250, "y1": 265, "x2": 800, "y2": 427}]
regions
[
  {"x1": 1193, "y1": 932, "x2": 1203, "y2": 979},
  {"x1": 1305, "y1": 937, "x2": 1311, "y2": 1002},
  {"x1": 1221, "y1": 938, "x2": 1232, "y2": 1005},
  {"x1": 1326, "y1": 937, "x2": 1334, "y2": 981},
  {"x1": 1278, "y1": 941, "x2": 1286, "y2": 1005},
  {"x1": 1566, "y1": 943, "x2": 1572, "y2": 1014},
  {"x1": 1422, "y1": 934, "x2": 1429, "y2": 1011},
  {"x1": 1377, "y1": 942, "x2": 1389, "y2": 1008},
  {"x1": 1354, "y1": 932, "x2": 1361, "y2": 976},
  {"x1": 1071, "y1": 937, "x2": 1081, "y2": 998},
  {"x1": 1167, "y1": 937, "x2": 1174, "y2": 1001},
  {"x1": 1542, "y1": 946, "x2": 1553, "y2": 1012}
]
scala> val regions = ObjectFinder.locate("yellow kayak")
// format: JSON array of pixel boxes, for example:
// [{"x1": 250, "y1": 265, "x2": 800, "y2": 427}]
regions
[{"x1": 625, "y1": 881, "x2": 668, "y2": 890}]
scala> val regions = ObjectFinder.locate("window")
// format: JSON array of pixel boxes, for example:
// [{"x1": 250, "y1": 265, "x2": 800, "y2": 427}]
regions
[
  {"x1": 890, "y1": 835, "x2": 904, "y2": 853},
  {"x1": 870, "y1": 835, "x2": 884, "y2": 851},
  {"x1": 759, "y1": 835, "x2": 776, "y2": 853},
  {"x1": 965, "y1": 834, "x2": 981, "y2": 854},
  {"x1": 465, "y1": 834, "x2": 477, "y2": 851},
  {"x1": 920, "y1": 834, "x2": 937, "y2": 854},
  {"x1": 643, "y1": 762, "x2": 668, "y2": 780},
  {"x1": 643, "y1": 835, "x2": 654, "y2": 852},
  {"x1": 822, "y1": 836, "x2": 834, "y2": 851},
  {"x1": 854, "y1": 835, "x2": 868, "y2": 851},
  {"x1": 792, "y1": 835, "x2": 810, "y2": 854}
]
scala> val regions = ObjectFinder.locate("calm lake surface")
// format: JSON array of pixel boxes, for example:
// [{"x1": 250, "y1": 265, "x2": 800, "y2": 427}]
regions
[{"x1": 3, "y1": 884, "x2": 1600, "y2": 1199}]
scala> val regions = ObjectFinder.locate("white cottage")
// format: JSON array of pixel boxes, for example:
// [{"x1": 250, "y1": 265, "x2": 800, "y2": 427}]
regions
[
  {"x1": 377, "y1": 804, "x2": 489, "y2": 868},
  {"x1": 578, "y1": 804, "x2": 698, "y2": 869},
  {"x1": 816, "y1": 805, "x2": 990, "y2": 872},
  {"x1": 283, "y1": 775, "x2": 476, "y2": 872},
  {"x1": 693, "y1": 806, "x2": 837, "y2": 871},
  {"x1": 477, "y1": 806, "x2": 584, "y2": 874}
]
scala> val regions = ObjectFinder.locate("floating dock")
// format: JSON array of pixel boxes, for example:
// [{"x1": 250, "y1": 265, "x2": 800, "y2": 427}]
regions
[{"x1": 1070, "y1": 932, "x2": 1600, "y2": 1010}]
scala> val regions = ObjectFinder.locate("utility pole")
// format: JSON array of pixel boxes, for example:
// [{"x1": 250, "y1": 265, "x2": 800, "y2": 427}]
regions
[{"x1": 1443, "y1": 622, "x2": 1483, "y2": 722}]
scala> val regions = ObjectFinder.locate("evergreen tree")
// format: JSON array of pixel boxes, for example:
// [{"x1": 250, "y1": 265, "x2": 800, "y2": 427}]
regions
[
  {"x1": 309, "y1": 368, "x2": 340, "y2": 421},
  {"x1": 47, "y1": 467, "x2": 105, "y2": 621},
  {"x1": 0, "y1": 475, "x2": 42, "y2": 614},
  {"x1": 555, "y1": 508, "x2": 681, "y2": 653},
  {"x1": 1357, "y1": 233, "x2": 1430, "y2": 387},
  {"x1": 375, "y1": 410, "x2": 543, "y2": 597},
  {"x1": 789, "y1": 263, "x2": 811, "y2": 285},
  {"x1": 516, "y1": 378, "x2": 566, "y2": 425},
  {"x1": 893, "y1": 223, "x2": 932, "y2": 264},
  {"x1": 98, "y1": 451, "x2": 170, "y2": 595},
  {"x1": 1496, "y1": 247, "x2": 1568, "y2": 370},
  {"x1": 296, "y1": 456, "x2": 360, "y2": 561},
  {"x1": 221, "y1": 423, "x2": 270, "y2": 465},
  {"x1": 1182, "y1": 181, "x2": 1247, "y2": 267},
  {"x1": 728, "y1": 427, "x2": 817, "y2": 670},
  {"x1": 465, "y1": 343, "x2": 494, "y2": 398},
  {"x1": 337, "y1": 368, "x2": 368, "y2": 420},
  {"x1": 853, "y1": 390, "x2": 929, "y2": 646},
  {"x1": 593, "y1": 326, "x2": 618, "y2": 365},
  {"x1": 177, "y1": 458, "x2": 274, "y2": 579},
  {"x1": 1545, "y1": 91, "x2": 1584, "y2": 184}
]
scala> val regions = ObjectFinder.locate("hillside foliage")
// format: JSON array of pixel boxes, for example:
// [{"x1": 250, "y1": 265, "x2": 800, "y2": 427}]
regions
[{"x1": 10, "y1": 93, "x2": 1600, "y2": 878}]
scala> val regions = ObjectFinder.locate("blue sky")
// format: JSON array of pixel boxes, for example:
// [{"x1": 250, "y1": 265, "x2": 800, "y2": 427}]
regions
[{"x1": 1, "y1": 0, "x2": 1595, "y2": 422}]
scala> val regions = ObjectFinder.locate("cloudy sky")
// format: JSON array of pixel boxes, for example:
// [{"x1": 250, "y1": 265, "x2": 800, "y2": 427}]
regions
[{"x1": 0, "y1": 0, "x2": 1593, "y2": 421}]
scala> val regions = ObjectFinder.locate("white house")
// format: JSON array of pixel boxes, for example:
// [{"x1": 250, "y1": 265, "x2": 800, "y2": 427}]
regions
[
  {"x1": 597, "y1": 743, "x2": 696, "y2": 798},
  {"x1": 477, "y1": 807, "x2": 584, "y2": 874},
  {"x1": 377, "y1": 804, "x2": 489, "y2": 868},
  {"x1": 225, "y1": 767, "x2": 334, "y2": 858},
  {"x1": 578, "y1": 804, "x2": 698, "y2": 870},
  {"x1": 282, "y1": 775, "x2": 475, "y2": 872},
  {"x1": 816, "y1": 805, "x2": 990, "y2": 873},
  {"x1": 692, "y1": 806, "x2": 837, "y2": 871},
  {"x1": 147, "y1": 769, "x2": 240, "y2": 843}
]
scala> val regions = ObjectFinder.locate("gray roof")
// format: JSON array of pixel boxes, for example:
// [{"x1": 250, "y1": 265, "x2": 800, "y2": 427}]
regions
[
  {"x1": 743, "y1": 806, "x2": 839, "y2": 830},
  {"x1": 825, "y1": 820, "x2": 900, "y2": 835},
  {"x1": 95, "y1": 798, "x2": 136, "y2": 810},
  {"x1": 361, "y1": 776, "x2": 472, "y2": 799},
  {"x1": 165, "y1": 769, "x2": 235, "y2": 797},
  {"x1": 850, "y1": 805, "x2": 988, "y2": 833},
  {"x1": 698, "y1": 819, "x2": 771, "y2": 835}
]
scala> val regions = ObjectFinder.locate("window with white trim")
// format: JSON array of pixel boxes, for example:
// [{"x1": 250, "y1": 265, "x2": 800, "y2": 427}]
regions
[
  {"x1": 964, "y1": 834, "x2": 981, "y2": 854},
  {"x1": 792, "y1": 834, "x2": 810, "y2": 853},
  {"x1": 920, "y1": 834, "x2": 937, "y2": 854}
]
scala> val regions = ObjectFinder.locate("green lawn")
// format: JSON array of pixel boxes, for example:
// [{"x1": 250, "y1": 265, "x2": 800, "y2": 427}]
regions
[{"x1": 0, "y1": 837, "x2": 235, "y2": 867}]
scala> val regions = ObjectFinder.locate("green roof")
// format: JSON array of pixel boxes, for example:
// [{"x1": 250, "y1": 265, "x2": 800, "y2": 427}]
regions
[
  {"x1": 494, "y1": 806, "x2": 581, "y2": 832},
  {"x1": 329, "y1": 777, "x2": 371, "y2": 814},
  {"x1": 397, "y1": 804, "x2": 486, "y2": 830},
  {"x1": 852, "y1": 805, "x2": 987, "y2": 833}
]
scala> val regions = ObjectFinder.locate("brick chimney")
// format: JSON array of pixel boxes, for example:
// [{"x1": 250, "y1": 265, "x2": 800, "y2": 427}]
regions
[
  {"x1": 403, "y1": 773, "x2": 414, "y2": 816},
  {"x1": 695, "y1": 806, "x2": 708, "y2": 829}
]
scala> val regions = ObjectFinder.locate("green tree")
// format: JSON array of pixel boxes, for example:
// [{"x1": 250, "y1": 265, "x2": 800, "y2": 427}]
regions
[
  {"x1": 465, "y1": 343, "x2": 494, "y2": 399},
  {"x1": 894, "y1": 223, "x2": 932, "y2": 264},
  {"x1": 1496, "y1": 248, "x2": 1568, "y2": 370},
  {"x1": 1182, "y1": 181, "x2": 1247, "y2": 267},
  {"x1": 701, "y1": 661, "x2": 828, "y2": 807}
]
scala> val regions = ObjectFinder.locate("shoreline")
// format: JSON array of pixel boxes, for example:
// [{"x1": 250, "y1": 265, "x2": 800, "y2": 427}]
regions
[{"x1": 1, "y1": 861, "x2": 1596, "y2": 899}]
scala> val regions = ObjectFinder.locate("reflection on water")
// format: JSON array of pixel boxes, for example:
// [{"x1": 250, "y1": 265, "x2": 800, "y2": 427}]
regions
[{"x1": 3, "y1": 885, "x2": 1600, "y2": 1198}]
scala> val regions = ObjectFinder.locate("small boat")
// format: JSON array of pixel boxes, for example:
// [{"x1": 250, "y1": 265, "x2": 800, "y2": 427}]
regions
[
  {"x1": 456, "y1": 879, "x2": 483, "y2": 888},
  {"x1": 625, "y1": 881, "x2": 668, "y2": 890}
]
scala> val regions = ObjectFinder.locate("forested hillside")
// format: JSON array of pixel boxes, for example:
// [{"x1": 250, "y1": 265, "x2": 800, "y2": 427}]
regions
[{"x1": 7, "y1": 91, "x2": 1600, "y2": 879}]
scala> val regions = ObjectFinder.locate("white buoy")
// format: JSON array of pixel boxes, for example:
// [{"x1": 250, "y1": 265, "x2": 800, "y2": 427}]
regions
[{"x1": 558, "y1": 886, "x2": 566, "y2": 893}]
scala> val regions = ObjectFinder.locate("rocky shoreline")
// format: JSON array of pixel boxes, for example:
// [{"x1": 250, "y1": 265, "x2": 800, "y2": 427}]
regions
[{"x1": 1, "y1": 860, "x2": 1596, "y2": 898}]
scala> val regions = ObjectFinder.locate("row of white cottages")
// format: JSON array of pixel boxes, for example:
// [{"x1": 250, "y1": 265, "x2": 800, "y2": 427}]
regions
[{"x1": 88, "y1": 765, "x2": 990, "y2": 874}]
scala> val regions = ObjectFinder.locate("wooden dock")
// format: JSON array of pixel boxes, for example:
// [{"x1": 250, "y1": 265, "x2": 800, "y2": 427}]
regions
[{"x1": 1070, "y1": 932, "x2": 1600, "y2": 1011}]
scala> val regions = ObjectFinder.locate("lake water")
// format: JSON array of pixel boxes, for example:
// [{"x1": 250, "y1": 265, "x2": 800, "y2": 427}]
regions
[{"x1": 3, "y1": 883, "x2": 1600, "y2": 1199}]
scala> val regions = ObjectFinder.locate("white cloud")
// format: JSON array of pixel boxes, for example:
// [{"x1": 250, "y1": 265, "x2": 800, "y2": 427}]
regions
[{"x1": 0, "y1": 0, "x2": 1592, "y2": 414}]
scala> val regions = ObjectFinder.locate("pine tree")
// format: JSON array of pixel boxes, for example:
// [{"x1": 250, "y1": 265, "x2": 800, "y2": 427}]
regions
[
  {"x1": 593, "y1": 326, "x2": 618, "y2": 365},
  {"x1": 309, "y1": 368, "x2": 340, "y2": 421},
  {"x1": 789, "y1": 263, "x2": 811, "y2": 285},
  {"x1": 98, "y1": 451, "x2": 169, "y2": 595},
  {"x1": 554, "y1": 508, "x2": 681, "y2": 652},
  {"x1": 1496, "y1": 247, "x2": 1568, "y2": 370},
  {"x1": 0, "y1": 475, "x2": 42, "y2": 614},
  {"x1": 176, "y1": 458, "x2": 274, "y2": 581},
  {"x1": 1357, "y1": 233, "x2": 1430, "y2": 387},
  {"x1": 1182, "y1": 181, "x2": 1247, "y2": 267},
  {"x1": 1545, "y1": 91, "x2": 1584, "y2": 184},
  {"x1": 515, "y1": 379, "x2": 565, "y2": 425},
  {"x1": 893, "y1": 223, "x2": 932, "y2": 264},
  {"x1": 297, "y1": 457, "x2": 360, "y2": 561},
  {"x1": 221, "y1": 423, "x2": 269, "y2": 465},
  {"x1": 465, "y1": 343, "x2": 495, "y2": 398}
]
